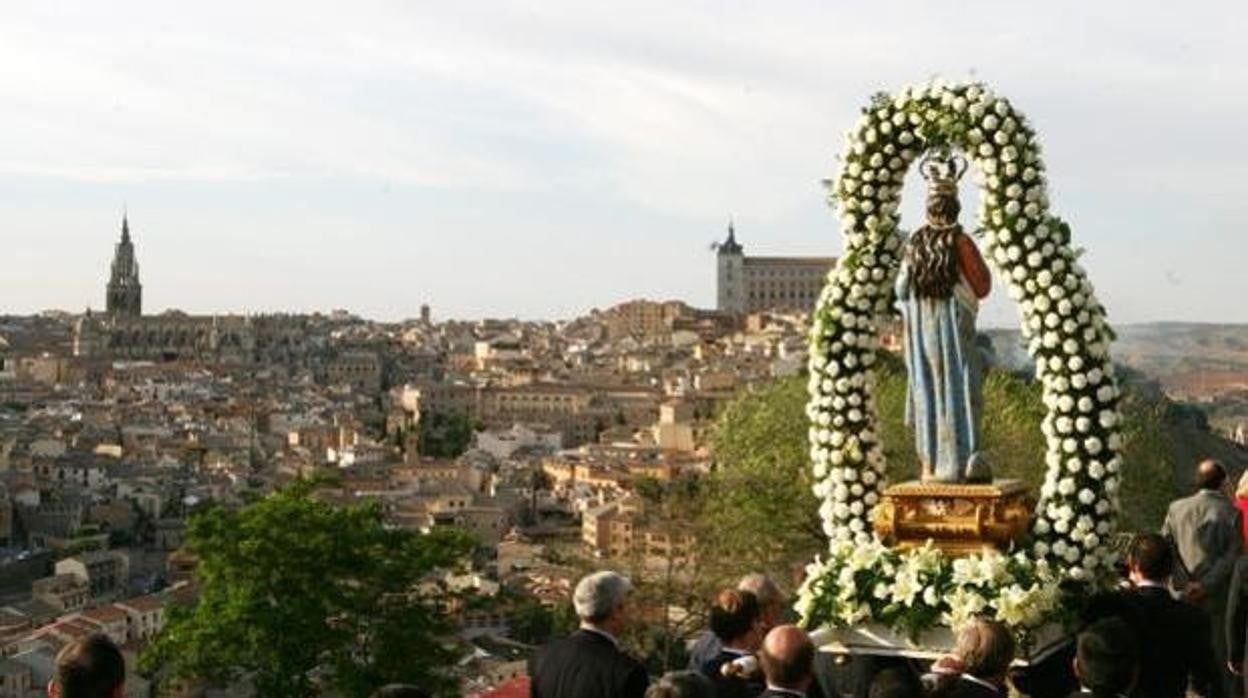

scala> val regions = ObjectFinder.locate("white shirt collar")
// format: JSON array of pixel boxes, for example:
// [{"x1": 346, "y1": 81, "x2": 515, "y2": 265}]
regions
[
  {"x1": 579, "y1": 624, "x2": 619, "y2": 649},
  {"x1": 764, "y1": 686, "x2": 806, "y2": 697},
  {"x1": 1135, "y1": 579, "x2": 1166, "y2": 589}
]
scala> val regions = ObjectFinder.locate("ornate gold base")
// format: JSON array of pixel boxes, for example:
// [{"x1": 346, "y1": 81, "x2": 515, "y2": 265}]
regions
[{"x1": 873, "y1": 479, "x2": 1034, "y2": 556}]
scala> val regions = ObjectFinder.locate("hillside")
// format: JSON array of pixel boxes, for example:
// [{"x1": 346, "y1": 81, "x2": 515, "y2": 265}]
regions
[{"x1": 988, "y1": 322, "x2": 1248, "y2": 394}]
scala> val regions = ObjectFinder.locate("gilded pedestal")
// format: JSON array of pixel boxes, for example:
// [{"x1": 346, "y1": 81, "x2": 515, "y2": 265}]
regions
[{"x1": 873, "y1": 479, "x2": 1034, "y2": 555}]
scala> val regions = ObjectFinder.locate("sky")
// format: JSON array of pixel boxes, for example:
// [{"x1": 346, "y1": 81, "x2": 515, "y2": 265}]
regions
[{"x1": 3, "y1": 1, "x2": 1247, "y2": 326}]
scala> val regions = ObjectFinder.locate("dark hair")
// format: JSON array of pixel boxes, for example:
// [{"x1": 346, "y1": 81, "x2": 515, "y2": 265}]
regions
[
  {"x1": 868, "y1": 665, "x2": 923, "y2": 698},
  {"x1": 1076, "y1": 618, "x2": 1137, "y2": 697},
  {"x1": 926, "y1": 191, "x2": 962, "y2": 226},
  {"x1": 904, "y1": 209, "x2": 962, "y2": 299},
  {"x1": 54, "y1": 634, "x2": 125, "y2": 698},
  {"x1": 709, "y1": 589, "x2": 760, "y2": 644},
  {"x1": 1126, "y1": 532, "x2": 1174, "y2": 581},
  {"x1": 645, "y1": 670, "x2": 715, "y2": 698},
  {"x1": 1196, "y1": 459, "x2": 1227, "y2": 491},
  {"x1": 759, "y1": 635, "x2": 814, "y2": 688},
  {"x1": 955, "y1": 619, "x2": 1015, "y2": 679},
  {"x1": 371, "y1": 686, "x2": 430, "y2": 698}
]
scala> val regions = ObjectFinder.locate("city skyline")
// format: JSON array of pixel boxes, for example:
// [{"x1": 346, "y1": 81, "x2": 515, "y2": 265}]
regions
[{"x1": 4, "y1": 2, "x2": 1248, "y2": 325}]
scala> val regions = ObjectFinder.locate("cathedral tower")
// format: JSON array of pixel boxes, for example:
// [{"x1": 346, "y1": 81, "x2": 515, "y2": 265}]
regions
[{"x1": 106, "y1": 215, "x2": 142, "y2": 317}]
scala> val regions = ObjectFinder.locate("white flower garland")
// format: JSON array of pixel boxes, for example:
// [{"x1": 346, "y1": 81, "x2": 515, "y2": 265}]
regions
[{"x1": 800, "y1": 80, "x2": 1123, "y2": 633}]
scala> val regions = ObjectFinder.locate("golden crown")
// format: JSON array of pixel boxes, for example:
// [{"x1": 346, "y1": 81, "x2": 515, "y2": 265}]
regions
[{"x1": 920, "y1": 152, "x2": 967, "y2": 197}]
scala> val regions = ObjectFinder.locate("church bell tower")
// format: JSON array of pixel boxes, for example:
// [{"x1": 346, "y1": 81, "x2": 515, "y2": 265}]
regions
[{"x1": 106, "y1": 215, "x2": 142, "y2": 317}]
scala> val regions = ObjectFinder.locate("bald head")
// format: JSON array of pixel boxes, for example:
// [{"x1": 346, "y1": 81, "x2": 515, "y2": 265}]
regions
[
  {"x1": 759, "y1": 625, "x2": 813, "y2": 691},
  {"x1": 1197, "y1": 459, "x2": 1227, "y2": 491}
]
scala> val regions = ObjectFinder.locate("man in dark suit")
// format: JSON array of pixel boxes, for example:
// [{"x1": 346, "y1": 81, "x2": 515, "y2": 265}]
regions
[
  {"x1": 699, "y1": 588, "x2": 766, "y2": 698},
  {"x1": 1084, "y1": 533, "x2": 1222, "y2": 698},
  {"x1": 758, "y1": 625, "x2": 815, "y2": 697},
  {"x1": 930, "y1": 619, "x2": 1014, "y2": 698},
  {"x1": 530, "y1": 570, "x2": 648, "y2": 698},
  {"x1": 1068, "y1": 618, "x2": 1137, "y2": 698}
]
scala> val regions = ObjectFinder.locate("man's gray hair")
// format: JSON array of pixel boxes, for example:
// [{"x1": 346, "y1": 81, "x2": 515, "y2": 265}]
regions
[
  {"x1": 573, "y1": 570, "x2": 632, "y2": 622},
  {"x1": 738, "y1": 573, "x2": 783, "y2": 608}
]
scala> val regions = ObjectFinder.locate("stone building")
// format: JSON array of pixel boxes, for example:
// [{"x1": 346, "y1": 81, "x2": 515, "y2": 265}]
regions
[
  {"x1": 715, "y1": 222, "x2": 837, "y2": 313},
  {"x1": 74, "y1": 217, "x2": 325, "y2": 364},
  {"x1": 54, "y1": 550, "x2": 129, "y2": 601}
]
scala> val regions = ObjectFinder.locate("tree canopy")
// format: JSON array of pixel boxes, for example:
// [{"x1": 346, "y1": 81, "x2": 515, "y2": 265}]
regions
[
  {"x1": 142, "y1": 482, "x2": 475, "y2": 697},
  {"x1": 418, "y1": 411, "x2": 477, "y2": 458}
]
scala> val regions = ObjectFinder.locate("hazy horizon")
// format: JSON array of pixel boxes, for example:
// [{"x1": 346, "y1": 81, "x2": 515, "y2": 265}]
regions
[{"x1": 5, "y1": 2, "x2": 1247, "y2": 326}]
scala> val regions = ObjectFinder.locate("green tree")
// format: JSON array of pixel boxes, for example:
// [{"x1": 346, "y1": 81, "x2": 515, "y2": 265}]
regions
[
  {"x1": 142, "y1": 482, "x2": 474, "y2": 697},
  {"x1": 417, "y1": 411, "x2": 476, "y2": 458},
  {"x1": 699, "y1": 375, "x2": 825, "y2": 592}
]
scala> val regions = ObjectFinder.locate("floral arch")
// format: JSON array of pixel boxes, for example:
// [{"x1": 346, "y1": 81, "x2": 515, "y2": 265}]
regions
[{"x1": 797, "y1": 81, "x2": 1124, "y2": 636}]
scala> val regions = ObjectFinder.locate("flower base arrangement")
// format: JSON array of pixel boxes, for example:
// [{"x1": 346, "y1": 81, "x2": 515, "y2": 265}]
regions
[{"x1": 798, "y1": 80, "x2": 1124, "y2": 641}]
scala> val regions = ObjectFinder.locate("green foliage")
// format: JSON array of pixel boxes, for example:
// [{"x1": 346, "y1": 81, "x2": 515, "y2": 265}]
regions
[
  {"x1": 141, "y1": 482, "x2": 474, "y2": 697},
  {"x1": 418, "y1": 411, "x2": 476, "y2": 458},
  {"x1": 701, "y1": 375, "x2": 825, "y2": 588},
  {"x1": 507, "y1": 599, "x2": 556, "y2": 645}
]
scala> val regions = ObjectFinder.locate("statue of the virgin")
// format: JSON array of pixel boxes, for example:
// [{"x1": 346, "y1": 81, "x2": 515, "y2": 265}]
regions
[{"x1": 896, "y1": 153, "x2": 993, "y2": 483}]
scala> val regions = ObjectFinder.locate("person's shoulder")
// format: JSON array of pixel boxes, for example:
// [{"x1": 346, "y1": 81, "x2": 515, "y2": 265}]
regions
[
  {"x1": 1162, "y1": 594, "x2": 1214, "y2": 633},
  {"x1": 539, "y1": 630, "x2": 602, "y2": 659},
  {"x1": 1170, "y1": 492, "x2": 1198, "y2": 510}
]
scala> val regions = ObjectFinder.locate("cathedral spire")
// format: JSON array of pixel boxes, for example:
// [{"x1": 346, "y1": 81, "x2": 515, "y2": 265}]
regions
[{"x1": 107, "y1": 213, "x2": 142, "y2": 317}]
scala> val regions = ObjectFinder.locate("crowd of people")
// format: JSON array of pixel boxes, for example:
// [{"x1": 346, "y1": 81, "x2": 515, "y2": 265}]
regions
[{"x1": 530, "y1": 459, "x2": 1248, "y2": 698}]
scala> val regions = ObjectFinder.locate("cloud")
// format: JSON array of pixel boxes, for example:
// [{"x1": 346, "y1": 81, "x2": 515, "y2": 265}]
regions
[{"x1": 1, "y1": 0, "x2": 1247, "y2": 322}]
